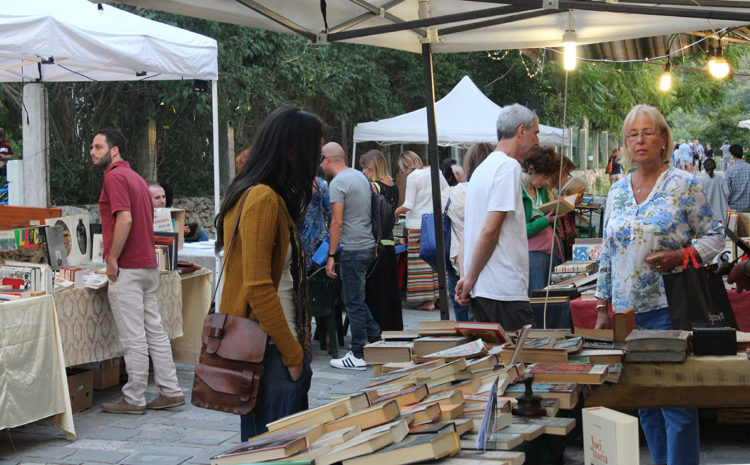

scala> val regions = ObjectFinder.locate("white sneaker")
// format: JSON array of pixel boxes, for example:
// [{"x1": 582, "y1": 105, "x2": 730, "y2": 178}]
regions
[{"x1": 329, "y1": 351, "x2": 367, "y2": 371}]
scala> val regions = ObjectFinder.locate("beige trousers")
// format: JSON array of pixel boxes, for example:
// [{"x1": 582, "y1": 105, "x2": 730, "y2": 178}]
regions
[{"x1": 108, "y1": 267, "x2": 182, "y2": 406}]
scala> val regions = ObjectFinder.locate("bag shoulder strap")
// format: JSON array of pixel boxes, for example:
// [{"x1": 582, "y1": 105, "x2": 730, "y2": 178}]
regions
[
  {"x1": 682, "y1": 246, "x2": 700, "y2": 270},
  {"x1": 209, "y1": 186, "x2": 254, "y2": 313}
]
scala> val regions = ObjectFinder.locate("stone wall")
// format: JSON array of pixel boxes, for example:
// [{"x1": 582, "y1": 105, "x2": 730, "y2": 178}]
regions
[{"x1": 72, "y1": 196, "x2": 217, "y2": 238}]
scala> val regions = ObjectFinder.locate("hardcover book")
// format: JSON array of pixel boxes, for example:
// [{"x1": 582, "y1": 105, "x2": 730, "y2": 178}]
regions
[
  {"x1": 582, "y1": 407, "x2": 639, "y2": 465},
  {"x1": 210, "y1": 435, "x2": 307, "y2": 465},
  {"x1": 342, "y1": 432, "x2": 460, "y2": 465},
  {"x1": 454, "y1": 322, "x2": 507, "y2": 343},
  {"x1": 529, "y1": 363, "x2": 608, "y2": 384}
]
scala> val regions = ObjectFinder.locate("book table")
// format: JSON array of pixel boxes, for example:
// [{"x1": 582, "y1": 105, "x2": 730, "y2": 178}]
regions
[
  {"x1": 571, "y1": 293, "x2": 750, "y2": 409},
  {"x1": 0, "y1": 295, "x2": 76, "y2": 439}
]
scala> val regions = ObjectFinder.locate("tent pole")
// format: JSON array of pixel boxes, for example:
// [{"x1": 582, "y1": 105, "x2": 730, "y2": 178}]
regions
[
  {"x1": 211, "y1": 79, "x2": 222, "y2": 309},
  {"x1": 352, "y1": 142, "x2": 357, "y2": 168},
  {"x1": 422, "y1": 43, "x2": 450, "y2": 320}
]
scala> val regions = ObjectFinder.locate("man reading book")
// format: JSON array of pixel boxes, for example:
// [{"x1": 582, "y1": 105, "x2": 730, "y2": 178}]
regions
[
  {"x1": 92, "y1": 128, "x2": 184, "y2": 414},
  {"x1": 456, "y1": 104, "x2": 539, "y2": 330}
]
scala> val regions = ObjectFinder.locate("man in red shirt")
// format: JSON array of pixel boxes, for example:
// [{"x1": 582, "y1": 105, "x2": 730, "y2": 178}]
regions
[{"x1": 92, "y1": 128, "x2": 184, "y2": 414}]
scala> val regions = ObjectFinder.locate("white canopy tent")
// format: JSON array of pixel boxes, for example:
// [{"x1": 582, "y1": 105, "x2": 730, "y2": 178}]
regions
[
  {"x1": 352, "y1": 75, "x2": 570, "y2": 164},
  {"x1": 0, "y1": 0, "x2": 220, "y2": 211},
  {"x1": 739, "y1": 119, "x2": 750, "y2": 129},
  {"x1": 113, "y1": 0, "x2": 750, "y2": 318}
]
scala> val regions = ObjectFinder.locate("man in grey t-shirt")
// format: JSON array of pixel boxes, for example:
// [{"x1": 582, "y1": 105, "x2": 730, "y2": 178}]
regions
[{"x1": 321, "y1": 141, "x2": 380, "y2": 370}]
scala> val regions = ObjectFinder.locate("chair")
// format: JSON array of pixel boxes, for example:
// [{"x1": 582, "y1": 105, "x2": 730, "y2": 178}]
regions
[{"x1": 307, "y1": 266, "x2": 344, "y2": 358}]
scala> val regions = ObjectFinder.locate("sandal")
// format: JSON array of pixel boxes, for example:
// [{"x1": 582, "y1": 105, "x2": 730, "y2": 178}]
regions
[{"x1": 414, "y1": 301, "x2": 435, "y2": 311}]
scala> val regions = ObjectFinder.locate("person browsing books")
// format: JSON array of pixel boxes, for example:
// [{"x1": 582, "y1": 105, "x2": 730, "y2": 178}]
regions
[
  {"x1": 521, "y1": 146, "x2": 564, "y2": 296},
  {"x1": 455, "y1": 103, "x2": 539, "y2": 330},
  {"x1": 215, "y1": 107, "x2": 319, "y2": 440},
  {"x1": 92, "y1": 128, "x2": 184, "y2": 415},
  {"x1": 593, "y1": 104, "x2": 723, "y2": 465}
]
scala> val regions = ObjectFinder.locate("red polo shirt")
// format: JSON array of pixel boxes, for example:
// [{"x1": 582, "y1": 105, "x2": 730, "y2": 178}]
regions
[{"x1": 99, "y1": 161, "x2": 157, "y2": 269}]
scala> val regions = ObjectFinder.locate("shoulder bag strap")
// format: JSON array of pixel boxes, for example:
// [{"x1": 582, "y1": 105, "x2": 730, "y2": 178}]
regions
[{"x1": 208, "y1": 186, "x2": 254, "y2": 313}]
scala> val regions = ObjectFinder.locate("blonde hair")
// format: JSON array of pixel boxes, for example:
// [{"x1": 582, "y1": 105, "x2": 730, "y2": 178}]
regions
[
  {"x1": 360, "y1": 149, "x2": 392, "y2": 182},
  {"x1": 621, "y1": 104, "x2": 673, "y2": 166},
  {"x1": 398, "y1": 150, "x2": 423, "y2": 176}
]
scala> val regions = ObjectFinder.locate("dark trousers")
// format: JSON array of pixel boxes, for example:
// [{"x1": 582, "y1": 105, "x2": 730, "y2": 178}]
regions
[
  {"x1": 365, "y1": 244, "x2": 404, "y2": 331},
  {"x1": 240, "y1": 344, "x2": 312, "y2": 441},
  {"x1": 470, "y1": 297, "x2": 536, "y2": 331}
]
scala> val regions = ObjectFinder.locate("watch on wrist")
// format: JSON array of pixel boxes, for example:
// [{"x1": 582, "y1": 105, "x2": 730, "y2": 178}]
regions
[{"x1": 328, "y1": 253, "x2": 336, "y2": 258}]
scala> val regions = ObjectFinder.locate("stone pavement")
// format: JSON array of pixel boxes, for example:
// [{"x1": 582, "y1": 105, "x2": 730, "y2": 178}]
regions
[{"x1": 2, "y1": 307, "x2": 749, "y2": 465}]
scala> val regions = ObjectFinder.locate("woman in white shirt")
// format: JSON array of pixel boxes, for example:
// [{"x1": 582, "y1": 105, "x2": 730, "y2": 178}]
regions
[{"x1": 394, "y1": 151, "x2": 449, "y2": 310}]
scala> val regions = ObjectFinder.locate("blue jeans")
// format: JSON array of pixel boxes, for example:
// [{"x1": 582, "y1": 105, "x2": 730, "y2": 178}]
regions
[
  {"x1": 447, "y1": 265, "x2": 469, "y2": 321},
  {"x1": 636, "y1": 307, "x2": 700, "y2": 465},
  {"x1": 528, "y1": 251, "x2": 561, "y2": 297},
  {"x1": 340, "y1": 248, "x2": 381, "y2": 358},
  {"x1": 240, "y1": 345, "x2": 312, "y2": 441}
]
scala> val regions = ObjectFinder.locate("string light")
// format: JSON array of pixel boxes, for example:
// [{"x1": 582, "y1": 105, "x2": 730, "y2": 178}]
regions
[
  {"x1": 659, "y1": 62, "x2": 672, "y2": 91},
  {"x1": 708, "y1": 41, "x2": 730, "y2": 79}
]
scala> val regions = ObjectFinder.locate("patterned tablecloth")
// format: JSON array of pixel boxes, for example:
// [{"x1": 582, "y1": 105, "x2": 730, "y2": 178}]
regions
[{"x1": 54, "y1": 271, "x2": 183, "y2": 367}]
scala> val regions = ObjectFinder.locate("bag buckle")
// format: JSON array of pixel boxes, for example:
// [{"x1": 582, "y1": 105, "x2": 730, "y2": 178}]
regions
[{"x1": 206, "y1": 314, "x2": 227, "y2": 354}]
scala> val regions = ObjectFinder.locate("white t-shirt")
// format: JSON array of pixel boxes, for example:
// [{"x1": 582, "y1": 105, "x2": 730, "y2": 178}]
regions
[
  {"x1": 463, "y1": 151, "x2": 529, "y2": 302},
  {"x1": 402, "y1": 167, "x2": 449, "y2": 229}
]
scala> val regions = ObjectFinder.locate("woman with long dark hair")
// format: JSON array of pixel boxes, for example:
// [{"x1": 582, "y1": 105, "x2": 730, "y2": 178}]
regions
[{"x1": 214, "y1": 106, "x2": 322, "y2": 441}]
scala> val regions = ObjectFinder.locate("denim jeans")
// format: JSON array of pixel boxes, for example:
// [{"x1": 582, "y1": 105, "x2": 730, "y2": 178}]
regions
[
  {"x1": 636, "y1": 307, "x2": 700, "y2": 465},
  {"x1": 447, "y1": 265, "x2": 469, "y2": 321},
  {"x1": 528, "y1": 251, "x2": 561, "y2": 297},
  {"x1": 240, "y1": 345, "x2": 312, "y2": 441},
  {"x1": 339, "y1": 247, "x2": 381, "y2": 358}
]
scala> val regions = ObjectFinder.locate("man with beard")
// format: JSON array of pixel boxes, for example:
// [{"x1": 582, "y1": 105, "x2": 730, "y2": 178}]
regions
[{"x1": 91, "y1": 128, "x2": 183, "y2": 414}]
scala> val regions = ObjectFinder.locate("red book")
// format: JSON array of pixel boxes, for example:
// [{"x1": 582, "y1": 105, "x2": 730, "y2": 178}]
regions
[{"x1": 454, "y1": 322, "x2": 507, "y2": 343}]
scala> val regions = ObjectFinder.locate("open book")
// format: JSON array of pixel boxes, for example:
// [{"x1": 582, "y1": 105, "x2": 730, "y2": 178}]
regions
[{"x1": 538, "y1": 194, "x2": 578, "y2": 215}]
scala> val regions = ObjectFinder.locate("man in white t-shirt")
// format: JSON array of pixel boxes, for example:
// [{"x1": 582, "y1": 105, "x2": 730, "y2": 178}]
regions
[{"x1": 456, "y1": 104, "x2": 540, "y2": 330}]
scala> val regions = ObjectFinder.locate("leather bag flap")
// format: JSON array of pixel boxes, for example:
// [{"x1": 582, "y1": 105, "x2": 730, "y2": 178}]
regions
[{"x1": 201, "y1": 313, "x2": 267, "y2": 363}]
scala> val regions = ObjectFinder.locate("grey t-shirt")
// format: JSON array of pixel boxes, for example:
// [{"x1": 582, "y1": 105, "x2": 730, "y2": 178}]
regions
[{"x1": 329, "y1": 168, "x2": 374, "y2": 250}]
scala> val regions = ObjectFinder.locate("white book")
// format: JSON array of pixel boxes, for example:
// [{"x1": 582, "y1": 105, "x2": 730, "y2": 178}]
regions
[{"x1": 582, "y1": 407, "x2": 639, "y2": 465}]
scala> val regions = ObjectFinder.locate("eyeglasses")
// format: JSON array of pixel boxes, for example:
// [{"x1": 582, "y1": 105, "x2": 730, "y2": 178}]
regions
[
  {"x1": 318, "y1": 153, "x2": 326, "y2": 164},
  {"x1": 626, "y1": 130, "x2": 660, "y2": 141}
]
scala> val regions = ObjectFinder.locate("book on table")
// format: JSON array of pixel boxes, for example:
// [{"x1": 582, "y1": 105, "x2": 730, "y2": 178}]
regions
[
  {"x1": 459, "y1": 432, "x2": 523, "y2": 451},
  {"x1": 324, "y1": 399, "x2": 401, "y2": 433},
  {"x1": 363, "y1": 341, "x2": 413, "y2": 363},
  {"x1": 512, "y1": 416, "x2": 576, "y2": 435},
  {"x1": 412, "y1": 336, "x2": 469, "y2": 356},
  {"x1": 266, "y1": 400, "x2": 349, "y2": 432},
  {"x1": 209, "y1": 435, "x2": 308, "y2": 465},
  {"x1": 624, "y1": 329, "x2": 690, "y2": 352},
  {"x1": 314, "y1": 430, "x2": 395, "y2": 465},
  {"x1": 342, "y1": 431, "x2": 460, "y2": 465},
  {"x1": 529, "y1": 363, "x2": 608, "y2": 384},
  {"x1": 452, "y1": 450, "x2": 525, "y2": 465},
  {"x1": 504, "y1": 382, "x2": 580, "y2": 410},
  {"x1": 582, "y1": 407, "x2": 639, "y2": 465},
  {"x1": 412, "y1": 339, "x2": 488, "y2": 362},
  {"x1": 499, "y1": 423, "x2": 544, "y2": 441},
  {"x1": 371, "y1": 384, "x2": 428, "y2": 407},
  {"x1": 454, "y1": 321, "x2": 507, "y2": 343}
]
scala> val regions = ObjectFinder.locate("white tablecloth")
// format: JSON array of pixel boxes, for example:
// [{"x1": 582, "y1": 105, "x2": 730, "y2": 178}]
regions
[{"x1": 0, "y1": 295, "x2": 75, "y2": 439}]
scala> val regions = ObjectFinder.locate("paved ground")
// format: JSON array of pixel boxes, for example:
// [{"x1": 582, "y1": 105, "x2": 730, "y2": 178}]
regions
[{"x1": 2, "y1": 307, "x2": 749, "y2": 465}]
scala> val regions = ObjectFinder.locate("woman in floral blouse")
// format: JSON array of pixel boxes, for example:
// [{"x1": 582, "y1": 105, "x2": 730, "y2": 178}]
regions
[{"x1": 594, "y1": 104, "x2": 723, "y2": 465}]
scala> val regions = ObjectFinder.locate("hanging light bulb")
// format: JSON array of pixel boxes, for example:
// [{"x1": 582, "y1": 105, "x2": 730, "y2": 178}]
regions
[
  {"x1": 563, "y1": 29, "x2": 577, "y2": 71},
  {"x1": 659, "y1": 62, "x2": 672, "y2": 91},
  {"x1": 708, "y1": 44, "x2": 730, "y2": 79}
]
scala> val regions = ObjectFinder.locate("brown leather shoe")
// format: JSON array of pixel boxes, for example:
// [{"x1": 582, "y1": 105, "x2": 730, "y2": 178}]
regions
[
  {"x1": 146, "y1": 394, "x2": 185, "y2": 410},
  {"x1": 101, "y1": 398, "x2": 145, "y2": 415}
]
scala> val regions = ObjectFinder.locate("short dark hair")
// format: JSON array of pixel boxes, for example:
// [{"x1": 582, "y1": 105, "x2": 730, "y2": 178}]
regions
[
  {"x1": 522, "y1": 146, "x2": 561, "y2": 177},
  {"x1": 96, "y1": 128, "x2": 127, "y2": 157},
  {"x1": 729, "y1": 144, "x2": 744, "y2": 159}
]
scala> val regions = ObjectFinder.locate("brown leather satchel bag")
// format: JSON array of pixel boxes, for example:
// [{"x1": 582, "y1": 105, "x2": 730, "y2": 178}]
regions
[{"x1": 191, "y1": 187, "x2": 268, "y2": 415}]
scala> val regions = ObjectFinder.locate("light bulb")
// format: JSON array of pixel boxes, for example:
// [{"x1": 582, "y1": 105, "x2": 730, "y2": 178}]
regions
[
  {"x1": 562, "y1": 30, "x2": 577, "y2": 71},
  {"x1": 659, "y1": 63, "x2": 672, "y2": 91},
  {"x1": 709, "y1": 57, "x2": 730, "y2": 79}
]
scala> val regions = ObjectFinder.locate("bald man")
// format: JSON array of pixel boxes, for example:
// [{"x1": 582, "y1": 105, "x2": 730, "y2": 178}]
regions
[
  {"x1": 149, "y1": 184, "x2": 167, "y2": 208},
  {"x1": 320, "y1": 142, "x2": 381, "y2": 370}
]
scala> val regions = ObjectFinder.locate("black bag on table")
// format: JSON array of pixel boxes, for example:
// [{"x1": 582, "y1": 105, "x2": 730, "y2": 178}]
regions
[{"x1": 663, "y1": 246, "x2": 737, "y2": 330}]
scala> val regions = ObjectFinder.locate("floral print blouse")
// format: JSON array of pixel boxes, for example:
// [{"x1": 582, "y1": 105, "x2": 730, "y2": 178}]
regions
[
  {"x1": 595, "y1": 167, "x2": 723, "y2": 313},
  {"x1": 300, "y1": 176, "x2": 331, "y2": 271}
]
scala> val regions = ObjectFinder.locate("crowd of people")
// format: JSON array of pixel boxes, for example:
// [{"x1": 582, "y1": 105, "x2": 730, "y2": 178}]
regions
[{"x1": 90, "y1": 103, "x2": 750, "y2": 465}]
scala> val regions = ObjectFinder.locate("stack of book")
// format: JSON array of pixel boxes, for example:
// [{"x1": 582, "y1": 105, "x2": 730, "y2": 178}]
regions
[{"x1": 624, "y1": 329, "x2": 691, "y2": 362}]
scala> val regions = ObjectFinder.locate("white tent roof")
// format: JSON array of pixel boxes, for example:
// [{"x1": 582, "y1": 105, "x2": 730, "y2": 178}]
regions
[
  {"x1": 0, "y1": 0, "x2": 217, "y2": 82},
  {"x1": 739, "y1": 119, "x2": 750, "y2": 129},
  {"x1": 353, "y1": 76, "x2": 569, "y2": 147},
  {"x1": 114, "y1": 1, "x2": 749, "y2": 55}
]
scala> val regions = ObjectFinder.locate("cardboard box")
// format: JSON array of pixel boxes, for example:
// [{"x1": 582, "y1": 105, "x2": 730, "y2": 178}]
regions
[
  {"x1": 66, "y1": 368, "x2": 93, "y2": 413},
  {"x1": 86, "y1": 358, "x2": 121, "y2": 390}
]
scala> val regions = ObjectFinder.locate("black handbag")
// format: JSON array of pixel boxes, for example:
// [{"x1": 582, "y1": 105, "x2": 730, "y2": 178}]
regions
[
  {"x1": 663, "y1": 246, "x2": 737, "y2": 330},
  {"x1": 191, "y1": 187, "x2": 269, "y2": 415}
]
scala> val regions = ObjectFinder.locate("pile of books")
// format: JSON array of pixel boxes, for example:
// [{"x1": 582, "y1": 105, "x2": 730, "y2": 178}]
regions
[{"x1": 207, "y1": 321, "x2": 642, "y2": 465}]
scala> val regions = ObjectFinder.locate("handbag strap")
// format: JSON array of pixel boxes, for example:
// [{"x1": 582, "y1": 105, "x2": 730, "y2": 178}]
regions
[
  {"x1": 209, "y1": 186, "x2": 254, "y2": 314},
  {"x1": 444, "y1": 197, "x2": 451, "y2": 215},
  {"x1": 682, "y1": 246, "x2": 700, "y2": 270}
]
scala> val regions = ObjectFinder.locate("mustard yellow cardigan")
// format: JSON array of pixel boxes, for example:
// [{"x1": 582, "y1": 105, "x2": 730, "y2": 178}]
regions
[{"x1": 219, "y1": 184, "x2": 303, "y2": 367}]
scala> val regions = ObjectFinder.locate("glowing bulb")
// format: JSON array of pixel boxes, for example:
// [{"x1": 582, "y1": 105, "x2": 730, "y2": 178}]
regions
[
  {"x1": 562, "y1": 30, "x2": 577, "y2": 71},
  {"x1": 709, "y1": 57, "x2": 730, "y2": 79},
  {"x1": 659, "y1": 63, "x2": 672, "y2": 91}
]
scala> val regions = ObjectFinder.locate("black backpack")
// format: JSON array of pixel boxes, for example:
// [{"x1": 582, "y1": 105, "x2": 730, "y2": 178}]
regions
[{"x1": 370, "y1": 183, "x2": 395, "y2": 244}]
